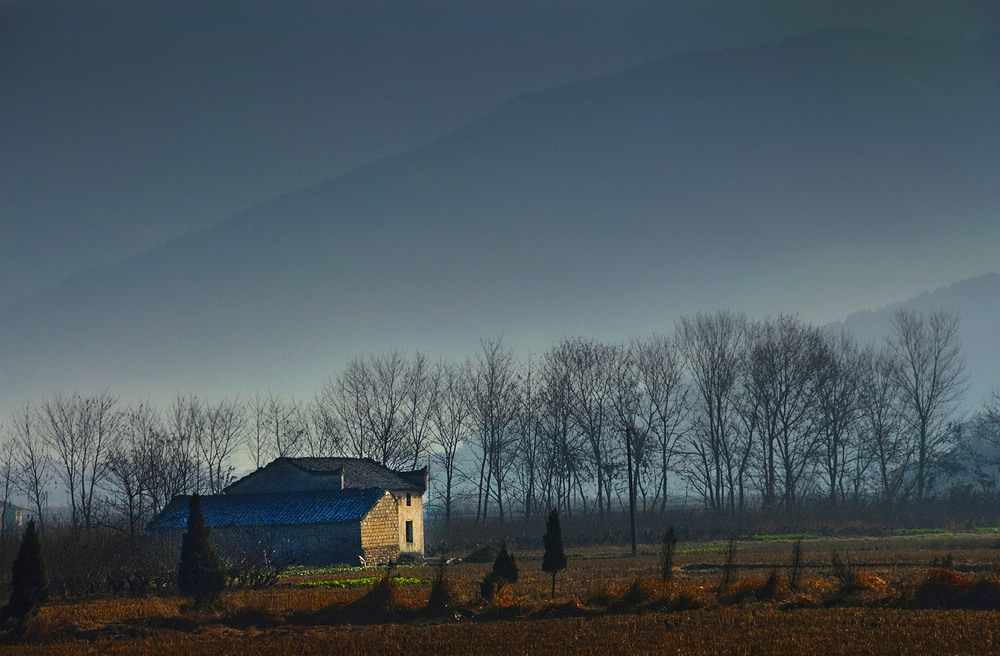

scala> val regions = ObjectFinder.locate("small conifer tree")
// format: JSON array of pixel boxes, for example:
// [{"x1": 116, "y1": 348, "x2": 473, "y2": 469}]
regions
[
  {"x1": 480, "y1": 543, "x2": 520, "y2": 600},
  {"x1": 542, "y1": 509, "x2": 567, "y2": 599},
  {"x1": 426, "y1": 560, "x2": 453, "y2": 614},
  {"x1": 1, "y1": 520, "x2": 47, "y2": 630},
  {"x1": 493, "y1": 544, "x2": 519, "y2": 588},
  {"x1": 177, "y1": 494, "x2": 226, "y2": 607}
]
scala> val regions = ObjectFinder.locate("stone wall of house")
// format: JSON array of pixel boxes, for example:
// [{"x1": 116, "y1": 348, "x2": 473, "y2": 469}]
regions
[
  {"x1": 360, "y1": 492, "x2": 401, "y2": 564},
  {"x1": 226, "y1": 461, "x2": 343, "y2": 494},
  {"x1": 397, "y1": 492, "x2": 425, "y2": 556}
]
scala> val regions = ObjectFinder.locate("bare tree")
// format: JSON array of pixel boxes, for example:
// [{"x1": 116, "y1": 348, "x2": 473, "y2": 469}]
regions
[
  {"x1": 198, "y1": 397, "x2": 246, "y2": 493},
  {"x1": 318, "y1": 359, "x2": 371, "y2": 461},
  {"x1": 814, "y1": 331, "x2": 862, "y2": 505},
  {"x1": 607, "y1": 343, "x2": 644, "y2": 556},
  {"x1": 402, "y1": 353, "x2": 440, "y2": 470},
  {"x1": 565, "y1": 339, "x2": 619, "y2": 514},
  {"x1": 0, "y1": 426, "x2": 16, "y2": 539},
  {"x1": 888, "y1": 309, "x2": 967, "y2": 500},
  {"x1": 429, "y1": 359, "x2": 470, "y2": 526},
  {"x1": 746, "y1": 315, "x2": 823, "y2": 508},
  {"x1": 857, "y1": 345, "x2": 908, "y2": 505},
  {"x1": 39, "y1": 392, "x2": 122, "y2": 529},
  {"x1": 511, "y1": 355, "x2": 546, "y2": 522},
  {"x1": 246, "y1": 392, "x2": 320, "y2": 464},
  {"x1": 105, "y1": 402, "x2": 163, "y2": 536},
  {"x1": 966, "y1": 390, "x2": 1000, "y2": 495},
  {"x1": 246, "y1": 393, "x2": 271, "y2": 470},
  {"x1": 677, "y1": 311, "x2": 748, "y2": 513},
  {"x1": 467, "y1": 338, "x2": 519, "y2": 523},
  {"x1": 367, "y1": 353, "x2": 415, "y2": 467},
  {"x1": 634, "y1": 333, "x2": 689, "y2": 511},
  {"x1": 167, "y1": 394, "x2": 207, "y2": 494},
  {"x1": 143, "y1": 435, "x2": 193, "y2": 517},
  {"x1": 538, "y1": 343, "x2": 583, "y2": 515},
  {"x1": 558, "y1": 338, "x2": 616, "y2": 516},
  {"x1": 264, "y1": 393, "x2": 309, "y2": 460},
  {"x1": 317, "y1": 353, "x2": 413, "y2": 467},
  {"x1": 10, "y1": 405, "x2": 53, "y2": 532},
  {"x1": 299, "y1": 399, "x2": 336, "y2": 458}
]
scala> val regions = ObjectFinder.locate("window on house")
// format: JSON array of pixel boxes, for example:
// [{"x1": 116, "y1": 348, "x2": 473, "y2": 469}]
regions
[
  {"x1": 406, "y1": 493, "x2": 412, "y2": 507},
  {"x1": 405, "y1": 520, "x2": 414, "y2": 543}
]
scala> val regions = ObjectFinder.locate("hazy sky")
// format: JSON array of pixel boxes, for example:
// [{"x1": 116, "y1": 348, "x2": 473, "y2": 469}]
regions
[
  {"x1": 0, "y1": 0, "x2": 997, "y2": 420},
  {"x1": 2, "y1": 0, "x2": 995, "y2": 307}
]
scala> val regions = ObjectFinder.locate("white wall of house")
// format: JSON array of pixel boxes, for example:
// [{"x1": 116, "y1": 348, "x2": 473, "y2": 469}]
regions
[{"x1": 396, "y1": 491, "x2": 425, "y2": 556}]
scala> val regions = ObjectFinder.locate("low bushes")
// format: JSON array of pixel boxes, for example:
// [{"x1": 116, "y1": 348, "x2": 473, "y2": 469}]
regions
[
  {"x1": 720, "y1": 570, "x2": 791, "y2": 604},
  {"x1": 906, "y1": 568, "x2": 1000, "y2": 609},
  {"x1": 598, "y1": 577, "x2": 706, "y2": 613}
]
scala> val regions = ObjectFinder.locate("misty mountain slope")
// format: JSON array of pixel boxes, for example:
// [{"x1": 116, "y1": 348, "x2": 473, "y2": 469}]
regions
[
  {"x1": 17, "y1": 2, "x2": 982, "y2": 308},
  {"x1": 0, "y1": 28, "x2": 997, "y2": 404},
  {"x1": 838, "y1": 272, "x2": 1000, "y2": 408}
]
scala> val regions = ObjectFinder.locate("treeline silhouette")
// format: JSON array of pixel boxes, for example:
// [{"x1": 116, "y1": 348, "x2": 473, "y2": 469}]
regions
[{"x1": 2, "y1": 308, "x2": 998, "y2": 540}]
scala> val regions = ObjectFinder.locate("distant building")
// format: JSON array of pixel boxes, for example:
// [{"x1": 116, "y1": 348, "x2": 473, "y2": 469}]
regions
[
  {"x1": 1, "y1": 504, "x2": 34, "y2": 534},
  {"x1": 148, "y1": 457, "x2": 427, "y2": 565}
]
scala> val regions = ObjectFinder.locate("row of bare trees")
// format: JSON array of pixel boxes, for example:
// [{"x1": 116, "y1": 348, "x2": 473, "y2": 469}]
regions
[
  {"x1": 0, "y1": 307, "x2": 982, "y2": 537},
  {"x1": 0, "y1": 392, "x2": 325, "y2": 535},
  {"x1": 674, "y1": 309, "x2": 967, "y2": 514},
  {"x1": 427, "y1": 308, "x2": 971, "y2": 525}
]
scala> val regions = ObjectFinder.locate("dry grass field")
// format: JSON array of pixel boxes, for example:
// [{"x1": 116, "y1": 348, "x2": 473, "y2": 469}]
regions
[{"x1": 5, "y1": 530, "x2": 1000, "y2": 655}]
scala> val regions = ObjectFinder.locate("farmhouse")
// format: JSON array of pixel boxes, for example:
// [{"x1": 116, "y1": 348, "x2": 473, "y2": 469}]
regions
[
  {"x1": 149, "y1": 457, "x2": 427, "y2": 566},
  {"x1": 1, "y1": 503, "x2": 34, "y2": 533}
]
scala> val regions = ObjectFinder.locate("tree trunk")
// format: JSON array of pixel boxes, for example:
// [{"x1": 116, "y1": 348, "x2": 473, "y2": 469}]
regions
[{"x1": 627, "y1": 425, "x2": 637, "y2": 557}]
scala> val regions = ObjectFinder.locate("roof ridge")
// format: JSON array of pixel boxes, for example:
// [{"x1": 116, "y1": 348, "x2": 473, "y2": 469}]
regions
[{"x1": 227, "y1": 456, "x2": 426, "y2": 493}]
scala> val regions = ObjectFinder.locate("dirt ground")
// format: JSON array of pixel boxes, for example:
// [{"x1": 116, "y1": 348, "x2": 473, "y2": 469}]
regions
[{"x1": 5, "y1": 530, "x2": 1000, "y2": 655}]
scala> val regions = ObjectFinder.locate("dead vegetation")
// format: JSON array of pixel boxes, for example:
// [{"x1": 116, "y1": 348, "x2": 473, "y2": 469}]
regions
[{"x1": 4, "y1": 531, "x2": 1000, "y2": 652}]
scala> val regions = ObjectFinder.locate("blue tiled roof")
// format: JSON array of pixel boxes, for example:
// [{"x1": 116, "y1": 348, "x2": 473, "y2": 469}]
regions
[{"x1": 148, "y1": 488, "x2": 387, "y2": 530}]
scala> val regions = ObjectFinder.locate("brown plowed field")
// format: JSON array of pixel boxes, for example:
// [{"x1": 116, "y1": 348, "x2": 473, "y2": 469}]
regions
[{"x1": 5, "y1": 531, "x2": 1000, "y2": 655}]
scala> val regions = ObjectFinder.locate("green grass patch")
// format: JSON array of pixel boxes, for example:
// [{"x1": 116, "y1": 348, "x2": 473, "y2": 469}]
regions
[
  {"x1": 298, "y1": 576, "x2": 431, "y2": 589},
  {"x1": 892, "y1": 528, "x2": 951, "y2": 537},
  {"x1": 751, "y1": 533, "x2": 819, "y2": 542},
  {"x1": 279, "y1": 565, "x2": 363, "y2": 578},
  {"x1": 680, "y1": 545, "x2": 740, "y2": 555}
]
